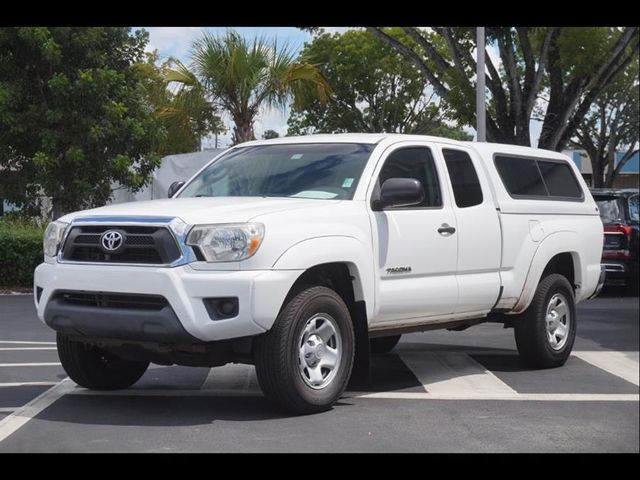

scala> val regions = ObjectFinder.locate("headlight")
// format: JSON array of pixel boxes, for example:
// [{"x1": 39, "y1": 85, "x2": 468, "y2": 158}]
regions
[
  {"x1": 43, "y1": 220, "x2": 69, "y2": 258},
  {"x1": 186, "y1": 223, "x2": 265, "y2": 262}
]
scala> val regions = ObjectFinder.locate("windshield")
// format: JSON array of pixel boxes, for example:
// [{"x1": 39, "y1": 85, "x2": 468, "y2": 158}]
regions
[
  {"x1": 594, "y1": 195, "x2": 626, "y2": 225},
  {"x1": 178, "y1": 143, "x2": 374, "y2": 200}
]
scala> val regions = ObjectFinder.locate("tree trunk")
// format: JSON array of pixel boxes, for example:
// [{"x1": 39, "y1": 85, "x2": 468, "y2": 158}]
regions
[
  {"x1": 231, "y1": 114, "x2": 256, "y2": 145},
  {"x1": 604, "y1": 150, "x2": 616, "y2": 188},
  {"x1": 50, "y1": 197, "x2": 65, "y2": 221},
  {"x1": 514, "y1": 120, "x2": 531, "y2": 147},
  {"x1": 591, "y1": 157, "x2": 605, "y2": 188}
]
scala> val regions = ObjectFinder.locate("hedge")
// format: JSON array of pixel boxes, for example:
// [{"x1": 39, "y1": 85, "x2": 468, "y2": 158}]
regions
[{"x1": 0, "y1": 218, "x2": 45, "y2": 287}]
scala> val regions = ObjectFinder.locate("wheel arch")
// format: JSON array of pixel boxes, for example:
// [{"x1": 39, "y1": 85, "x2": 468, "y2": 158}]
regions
[
  {"x1": 272, "y1": 236, "x2": 375, "y2": 320},
  {"x1": 511, "y1": 231, "x2": 583, "y2": 314}
]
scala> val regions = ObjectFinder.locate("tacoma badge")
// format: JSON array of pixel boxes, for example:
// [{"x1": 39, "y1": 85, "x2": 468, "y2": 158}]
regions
[{"x1": 386, "y1": 266, "x2": 412, "y2": 274}]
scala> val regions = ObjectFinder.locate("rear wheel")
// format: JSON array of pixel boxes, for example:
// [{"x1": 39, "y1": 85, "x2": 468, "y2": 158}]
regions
[
  {"x1": 514, "y1": 274, "x2": 576, "y2": 368},
  {"x1": 254, "y1": 286, "x2": 355, "y2": 415},
  {"x1": 370, "y1": 335, "x2": 401, "y2": 354},
  {"x1": 57, "y1": 333, "x2": 149, "y2": 390}
]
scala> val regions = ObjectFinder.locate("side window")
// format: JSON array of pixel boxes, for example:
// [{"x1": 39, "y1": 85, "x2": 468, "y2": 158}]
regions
[
  {"x1": 494, "y1": 155, "x2": 584, "y2": 200},
  {"x1": 442, "y1": 149, "x2": 483, "y2": 208},
  {"x1": 378, "y1": 147, "x2": 442, "y2": 208},
  {"x1": 537, "y1": 160, "x2": 582, "y2": 198},
  {"x1": 494, "y1": 156, "x2": 548, "y2": 196}
]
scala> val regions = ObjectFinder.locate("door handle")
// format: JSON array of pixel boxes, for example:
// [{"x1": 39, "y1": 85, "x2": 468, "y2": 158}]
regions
[{"x1": 437, "y1": 223, "x2": 456, "y2": 235}]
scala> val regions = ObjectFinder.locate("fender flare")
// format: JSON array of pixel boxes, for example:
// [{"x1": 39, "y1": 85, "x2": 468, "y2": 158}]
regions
[
  {"x1": 272, "y1": 235, "x2": 375, "y2": 319},
  {"x1": 511, "y1": 231, "x2": 581, "y2": 314}
]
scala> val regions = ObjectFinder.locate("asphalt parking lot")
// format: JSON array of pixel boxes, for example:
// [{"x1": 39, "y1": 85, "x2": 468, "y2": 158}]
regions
[{"x1": 0, "y1": 287, "x2": 638, "y2": 453}]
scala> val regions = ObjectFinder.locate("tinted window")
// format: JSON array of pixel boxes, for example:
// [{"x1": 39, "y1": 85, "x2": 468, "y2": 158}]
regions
[
  {"x1": 494, "y1": 156, "x2": 547, "y2": 196},
  {"x1": 443, "y1": 149, "x2": 483, "y2": 208},
  {"x1": 379, "y1": 147, "x2": 441, "y2": 207},
  {"x1": 594, "y1": 195, "x2": 626, "y2": 224},
  {"x1": 537, "y1": 161, "x2": 582, "y2": 198},
  {"x1": 629, "y1": 195, "x2": 639, "y2": 223},
  {"x1": 179, "y1": 143, "x2": 374, "y2": 200},
  {"x1": 494, "y1": 155, "x2": 583, "y2": 200}
]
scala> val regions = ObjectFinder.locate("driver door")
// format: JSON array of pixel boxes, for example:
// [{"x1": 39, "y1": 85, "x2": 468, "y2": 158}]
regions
[{"x1": 368, "y1": 142, "x2": 459, "y2": 325}]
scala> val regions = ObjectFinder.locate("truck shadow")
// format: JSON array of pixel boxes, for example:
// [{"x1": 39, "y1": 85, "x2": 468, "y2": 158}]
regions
[
  {"x1": 599, "y1": 285, "x2": 639, "y2": 298},
  {"x1": 36, "y1": 393, "x2": 297, "y2": 426},
  {"x1": 371, "y1": 343, "x2": 534, "y2": 387},
  {"x1": 33, "y1": 343, "x2": 568, "y2": 428}
]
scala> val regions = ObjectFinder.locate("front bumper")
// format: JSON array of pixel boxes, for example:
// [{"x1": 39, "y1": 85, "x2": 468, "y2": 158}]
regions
[{"x1": 34, "y1": 262, "x2": 302, "y2": 343}]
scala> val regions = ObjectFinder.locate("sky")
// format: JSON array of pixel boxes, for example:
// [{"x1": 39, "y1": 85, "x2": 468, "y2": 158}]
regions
[{"x1": 143, "y1": 27, "x2": 543, "y2": 149}]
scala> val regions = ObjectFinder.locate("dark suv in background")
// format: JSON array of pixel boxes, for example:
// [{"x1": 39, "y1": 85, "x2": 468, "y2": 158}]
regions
[{"x1": 591, "y1": 188, "x2": 639, "y2": 290}]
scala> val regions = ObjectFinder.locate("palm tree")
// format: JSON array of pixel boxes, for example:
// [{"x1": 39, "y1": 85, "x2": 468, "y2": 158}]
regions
[
  {"x1": 140, "y1": 53, "x2": 225, "y2": 155},
  {"x1": 168, "y1": 30, "x2": 331, "y2": 145},
  {"x1": 160, "y1": 62, "x2": 224, "y2": 153}
]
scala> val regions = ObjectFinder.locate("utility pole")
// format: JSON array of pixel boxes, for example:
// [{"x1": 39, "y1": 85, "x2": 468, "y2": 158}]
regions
[{"x1": 476, "y1": 27, "x2": 486, "y2": 142}]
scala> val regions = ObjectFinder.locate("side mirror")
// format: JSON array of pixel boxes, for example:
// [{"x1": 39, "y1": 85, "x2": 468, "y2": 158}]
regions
[
  {"x1": 168, "y1": 181, "x2": 185, "y2": 198},
  {"x1": 373, "y1": 178, "x2": 425, "y2": 210}
]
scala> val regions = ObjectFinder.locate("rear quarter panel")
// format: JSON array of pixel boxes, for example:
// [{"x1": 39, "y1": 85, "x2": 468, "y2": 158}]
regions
[{"x1": 467, "y1": 143, "x2": 604, "y2": 311}]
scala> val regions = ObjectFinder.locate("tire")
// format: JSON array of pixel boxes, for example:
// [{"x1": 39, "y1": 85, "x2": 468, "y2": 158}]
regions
[
  {"x1": 57, "y1": 332, "x2": 149, "y2": 390},
  {"x1": 370, "y1": 335, "x2": 401, "y2": 354},
  {"x1": 514, "y1": 274, "x2": 577, "y2": 368},
  {"x1": 254, "y1": 286, "x2": 355, "y2": 415}
]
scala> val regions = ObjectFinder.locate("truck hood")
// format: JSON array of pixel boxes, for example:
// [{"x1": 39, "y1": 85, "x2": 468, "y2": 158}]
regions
[{"x1": 61, "y1": 197, "x2": 342, "y2": 225}]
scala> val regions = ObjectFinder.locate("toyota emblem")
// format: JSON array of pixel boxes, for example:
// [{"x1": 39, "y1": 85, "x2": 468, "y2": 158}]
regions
[{"x1": 100, "y1": 230, "x2": 125, "y2": 252}]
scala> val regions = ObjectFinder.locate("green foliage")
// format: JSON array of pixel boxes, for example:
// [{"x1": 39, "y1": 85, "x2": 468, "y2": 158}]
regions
[
  {"x1": 412, "y1": 116, "x2": 473, "y2": 141},
  {"x1": 171, "y1": 30, "x2": 331, "y2": 145},
  {"x1": 572, "y1": 54, "x2": 639, "y2": 187},
  {"x1": 369, "y1": 27, "x2": 639, "y2": 150},
  {"x1": 287, "y1": 29, "x2": 470, "y2": 140},
  {"x1": 139, "y1": 53, "x2": 225, "y2": 155},
  {"x1": 555, "y1": 27, "x2": 617, "y2": 77},
  {"x1": 0, "y1": 217, "x2": 45, "y2": 287},
  {"x1": 0, "y1": 27, "x2": 164, "y2": 218}
]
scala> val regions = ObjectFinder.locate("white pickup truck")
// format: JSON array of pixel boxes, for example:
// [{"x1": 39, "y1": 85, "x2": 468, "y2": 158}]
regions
[{"x1": 34, "y1": 134, "x2": 605, "y2": 414}]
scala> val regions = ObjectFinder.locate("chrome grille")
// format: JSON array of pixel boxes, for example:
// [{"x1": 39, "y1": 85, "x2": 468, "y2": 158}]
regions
[{"x1": 60, "y1": 225, "x2": 181, "y2": 265}]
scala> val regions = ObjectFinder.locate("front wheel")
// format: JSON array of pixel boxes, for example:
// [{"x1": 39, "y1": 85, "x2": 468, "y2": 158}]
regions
[
  {"x1": 514, "y1": 274, "x2": 577, "y2": 368},
  {"x1": 57, "y1": 333, "x2": 149, "y2": 390},
  {"x1": 254, "y1": 286, "x2": 355, "y2": 415}
]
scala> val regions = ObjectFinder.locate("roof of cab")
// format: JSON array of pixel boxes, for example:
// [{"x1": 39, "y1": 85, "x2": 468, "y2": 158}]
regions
[
  {"x1": 239, "y1": 133, "x2": 569, "y2": 159},
  {"x1": 241, "y1": 132, "x2": 475, "y2": 147},
  {"x1": 240, "y1": 133, "x2": 389, "y2": 146},
  {"x1": 465, "y1": 140, "x2": 569, "y2": 160}
]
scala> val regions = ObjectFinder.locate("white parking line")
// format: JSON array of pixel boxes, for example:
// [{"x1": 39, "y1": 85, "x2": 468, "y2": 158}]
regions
[
  {"x1": 62, "y1": 388, "x2": 639, "y2": 402},
  {"x1": 348, "y1": 391, "x2": 640, "y2": 401},
  {"x1": 0, "y1": 348, "x2": 637, "y2": 445},
  {"x1": 0, "y1": 341, "x2": 56, "y2": 345},
  {"x1": 0, "y1": 382, "x2": 59, "y2": 388},
  {"x1": 0, "y1": 379, "x2": 76, "y2": 444},
  {"x1": 0, "y1": 348, "x2": 57, "y2": 351},
  {"x1": 399, "y1": 351, "x2": 517, "y2": 395},
  {"x1": 573, "y1": 351, "x2": 639, "y2": 386},
  {"x1": 0, "y1": 363, "x2": 61, "y2": 367},
  {"x1": 202, "y1": 364, "x2": 260, "y2": 392}
]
